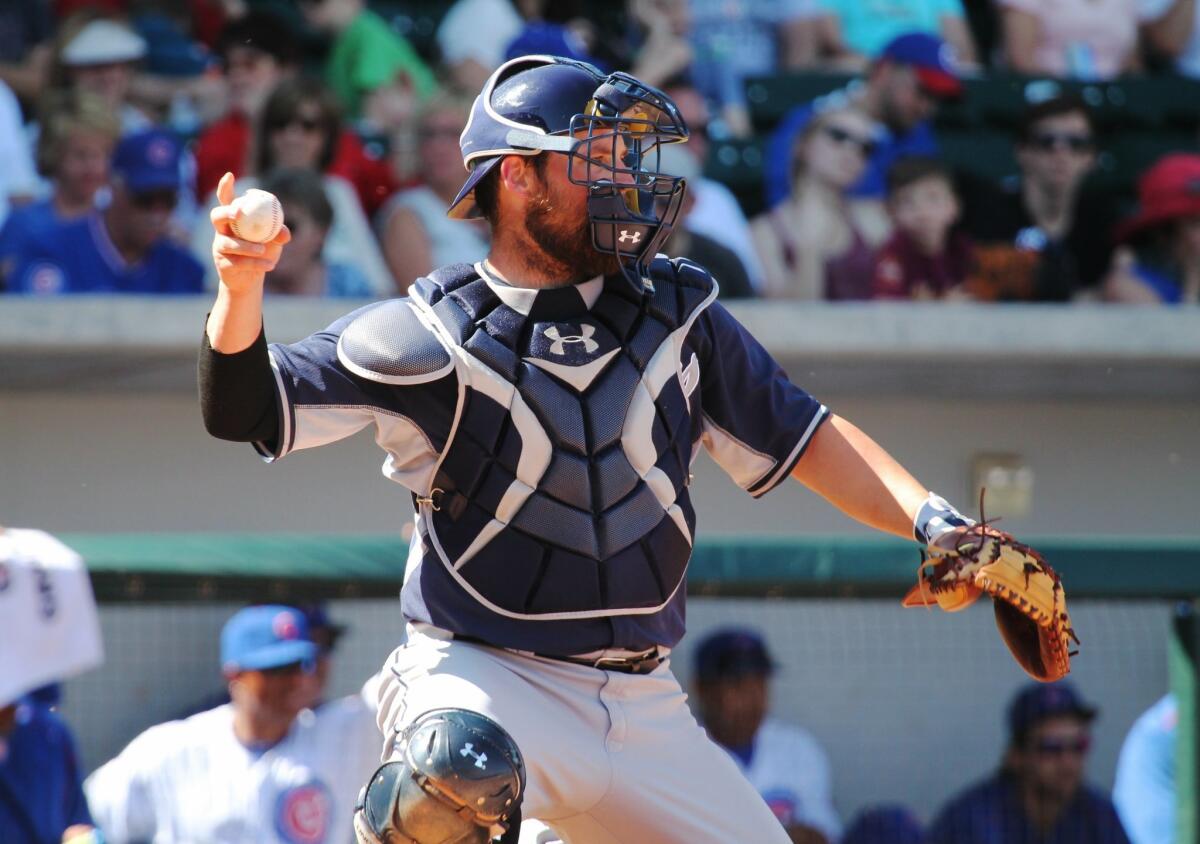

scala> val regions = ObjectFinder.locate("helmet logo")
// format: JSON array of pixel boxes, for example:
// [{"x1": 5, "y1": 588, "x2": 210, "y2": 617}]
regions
[
  {"x1": 544, "y1": 325, "x2": 599, "y2": 356},
  {"x1": 618, "y1": 230, "x2": 642, "y2": 244},
  {"x1": 459, "y1": 742, "x2": 488, "y2": 769}
]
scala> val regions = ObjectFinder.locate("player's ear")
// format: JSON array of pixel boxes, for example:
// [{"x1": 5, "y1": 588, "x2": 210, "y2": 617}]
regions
[{"x1": 498, "y1": 155, "x2": 539, "y2": 199}]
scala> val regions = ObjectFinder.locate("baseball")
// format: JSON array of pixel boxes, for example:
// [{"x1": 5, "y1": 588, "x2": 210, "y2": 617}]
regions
[{"x1": 230, "y1": 189, "x2": 283, "y2": 243}]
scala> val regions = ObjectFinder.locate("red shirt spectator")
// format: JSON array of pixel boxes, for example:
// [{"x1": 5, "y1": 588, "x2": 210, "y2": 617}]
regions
[{"x1": 194, "y1": 115, "x2": 400, "y2": 217}]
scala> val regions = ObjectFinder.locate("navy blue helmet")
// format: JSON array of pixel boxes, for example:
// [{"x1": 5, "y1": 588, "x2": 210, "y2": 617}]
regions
[{"x1": 448, "y1": 55, "x2": 690, "y2": 280}]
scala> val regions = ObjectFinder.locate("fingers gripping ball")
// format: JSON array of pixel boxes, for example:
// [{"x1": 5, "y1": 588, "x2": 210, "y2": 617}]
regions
[
  {"x1": 231, "y1": 189, "x2": 284, "y2": 243},
  {"x1": 902, "y1": 525, "x2": 1080, "y2": 683}
]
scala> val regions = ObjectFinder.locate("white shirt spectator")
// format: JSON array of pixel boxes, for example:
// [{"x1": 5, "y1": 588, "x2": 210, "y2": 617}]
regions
[
  {"x1": 377, "y1": 184, "x2": 489, "y2": 271},
  {"x1": 687, "y1": 178, "x2": 766, "y2": 290},
  {"x1": 85, "y1": 695, "x2": 381, "y2": 844},
  {"x1": 729, "y1": 718, "x2": 842, "y2": 841},
  {"x1": 437, "y1": 0, "x2": 524, "y2": 77}
]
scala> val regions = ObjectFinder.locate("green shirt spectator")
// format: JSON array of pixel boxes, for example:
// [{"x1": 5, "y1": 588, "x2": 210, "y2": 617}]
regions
[{"x1": 301, "y1": 0, "x2": 436, "y2": 122}]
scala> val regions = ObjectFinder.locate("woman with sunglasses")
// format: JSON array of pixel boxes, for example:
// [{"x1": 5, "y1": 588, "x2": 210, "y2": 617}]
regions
[
  {"x1": 751, "y1": 103, "x2": 892, "y2": 299},
  {"x1": 190, "y1": 77, "x2": 394, "y2": 297}
]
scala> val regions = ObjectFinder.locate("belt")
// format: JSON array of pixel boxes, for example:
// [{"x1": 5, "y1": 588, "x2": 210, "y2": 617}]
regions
[
  {"x1": 435, "y1": 629, "x2": 666, "y2": 675},
  {"x1": 533, "y1": 648, "x2": 666, "y2": 675}
]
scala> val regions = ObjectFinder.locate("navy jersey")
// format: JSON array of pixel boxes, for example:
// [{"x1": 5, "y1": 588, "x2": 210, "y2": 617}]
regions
[
  {"x1": 0, "y1": 701, "x2": 93, "y2": 844},
  {"x1": 258, "y1": 261, "x2": 827, "y2": 653},
  {"x1": 8, "y1": 213, "x2": 203, "y2": 295},
  {"x1": 929, "y1": 773, "x2": 1131, "y2": 844}
]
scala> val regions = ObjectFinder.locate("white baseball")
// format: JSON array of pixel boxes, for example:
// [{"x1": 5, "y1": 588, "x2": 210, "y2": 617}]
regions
[{"x1": 230, "y1": 189, "x2": 283, "y2": 243}]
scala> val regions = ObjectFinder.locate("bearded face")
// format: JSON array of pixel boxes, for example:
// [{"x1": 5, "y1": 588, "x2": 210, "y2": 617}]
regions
[{"x1": 522, "y1": 157, "x2": 623, "y2": 284}]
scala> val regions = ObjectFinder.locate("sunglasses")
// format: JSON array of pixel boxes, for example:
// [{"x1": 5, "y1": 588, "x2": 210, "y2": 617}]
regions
[
  {"x1": 822, "y1": 125, "x2": 876, "y2": 157},
  {"x1": 1032, "y1": 735, "x2": 1091, "y2": 756},
  {"x1": 274, "y1": 115, "x2": 323, "y2": 133},
  {"x1": 131, "y1": 189, "x2": 178, "y2": 210},
  {"x1": 1029, "y1": 132, "x2": 1094, "y2": 153}
]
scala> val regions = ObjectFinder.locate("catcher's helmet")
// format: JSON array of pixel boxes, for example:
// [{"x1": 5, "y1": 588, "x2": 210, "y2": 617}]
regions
[{"x1": 448, "y1": 54, "x2": 689, "y2": 280}]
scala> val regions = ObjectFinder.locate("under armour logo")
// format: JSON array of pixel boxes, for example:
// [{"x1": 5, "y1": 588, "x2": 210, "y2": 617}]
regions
[
  {"x1": 459, "y1": 743, "x2": 487, "y2": 769},
  {"x1": 545, "y1": 324, "x2": 599, "y2": 356},
  {"x1": 618, "y1": 230, "x2": 642, "y2": 244}
]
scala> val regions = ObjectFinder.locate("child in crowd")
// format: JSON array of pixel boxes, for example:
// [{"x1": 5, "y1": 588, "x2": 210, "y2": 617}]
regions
[{"x1": 872, "y1": 156, "x2": 974, "y2": 300}]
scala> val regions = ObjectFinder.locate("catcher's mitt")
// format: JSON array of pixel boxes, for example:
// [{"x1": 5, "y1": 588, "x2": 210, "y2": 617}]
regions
[{"x1": 902, "y1": 524, "x2": 1079, "y2": 682}]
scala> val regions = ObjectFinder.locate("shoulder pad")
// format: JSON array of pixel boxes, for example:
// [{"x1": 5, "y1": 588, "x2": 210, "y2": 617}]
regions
[
  {"x1": 336, "y1": 298, "x2": 454, "y2": 384},
  {"x1": 646, "y1": 254, "x2": 718, "y2": 295}
]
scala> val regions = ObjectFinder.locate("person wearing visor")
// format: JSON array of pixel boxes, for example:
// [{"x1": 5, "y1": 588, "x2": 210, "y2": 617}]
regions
[
  {"x1": 201, "y1": 54, "x2": 988, "y2": 844},
  {"x1": 85, "y1": 605, "x2": 380, "y2": 843}
]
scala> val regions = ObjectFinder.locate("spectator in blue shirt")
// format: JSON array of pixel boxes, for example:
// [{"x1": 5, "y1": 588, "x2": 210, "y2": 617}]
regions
[
  {"x1": 7, "y1": 127, "x2": 203, "y2": 295},
  {"x1": 764, "y1": 32, "x2": 961, "y2": 208},
  {"x1": 929, "y1": 682, "x2": 1131, "y2": 844},
  {"x1": 1113, "y1": 694, "x2": 1176, "y2": 844},
  {"x1": 0, "y1": 695, "x2": 95, "y2": 844},
  {"x1": 0, "y1": 89, "x2": 119, "y2": 285}
]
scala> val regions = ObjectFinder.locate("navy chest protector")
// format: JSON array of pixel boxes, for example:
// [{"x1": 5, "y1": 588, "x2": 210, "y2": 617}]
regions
[{"x1": 344, "y1": 259, "x2": 717, "y2": 621}]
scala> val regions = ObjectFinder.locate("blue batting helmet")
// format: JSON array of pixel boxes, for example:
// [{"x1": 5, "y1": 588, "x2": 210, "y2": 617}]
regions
[{"x1": 448, "y1": 54, "x2": 690, "y2": 279}]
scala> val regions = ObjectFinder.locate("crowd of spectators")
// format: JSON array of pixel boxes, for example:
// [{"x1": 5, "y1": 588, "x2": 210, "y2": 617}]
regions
[{"x1": 0, "y1": 0, "x2": 1197, "y2": 305}]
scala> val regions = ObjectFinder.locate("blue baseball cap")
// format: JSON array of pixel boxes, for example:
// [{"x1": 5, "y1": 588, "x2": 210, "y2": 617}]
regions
[
  {"x1": 694, "y1": 628, "x2": 776, "y2": 682},
  {"x1": 1008, "y1": 681, "x2": 1097, "y2": 739},
  {"x1": 112, "y1": 129, "x2": 183, "y2": 194},
  {"x1": 504, "y1": 24, "x2": 598, "y2": 66},
  {"x1": 220, "y1": 605, "x2": 318, "y2": 673},
  {"x1": 879, "y1": 32, "x2": 962, "y2": 99}
]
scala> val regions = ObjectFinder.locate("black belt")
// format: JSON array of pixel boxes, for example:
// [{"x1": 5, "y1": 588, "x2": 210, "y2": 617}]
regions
[
  {"x1": 534, "y1": 649, "x2": 666, "y2": 675},
  {"x1": 447, "y1": 632, "x2": 665, "y2": 675}
]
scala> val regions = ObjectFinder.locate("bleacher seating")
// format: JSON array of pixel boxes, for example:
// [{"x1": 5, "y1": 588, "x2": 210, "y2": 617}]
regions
[{"x1": 718, "y1": 71, "x2": 1200, "y2": 209}]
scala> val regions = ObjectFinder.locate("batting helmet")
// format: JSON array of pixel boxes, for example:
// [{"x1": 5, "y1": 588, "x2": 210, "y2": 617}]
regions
[{"x1": 448, "y1": 54, "x2": 689, "y2": 280}]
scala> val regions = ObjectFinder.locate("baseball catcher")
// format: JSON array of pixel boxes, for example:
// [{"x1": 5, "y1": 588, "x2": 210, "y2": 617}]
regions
[{"x1": 902, "y1": 496, "x2": 1079, "y2": 682}]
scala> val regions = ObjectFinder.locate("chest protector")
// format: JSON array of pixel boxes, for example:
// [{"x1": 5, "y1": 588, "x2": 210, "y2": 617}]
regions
[{"x1": 395, "y1": 259, "x2": 715, "y2": 621}]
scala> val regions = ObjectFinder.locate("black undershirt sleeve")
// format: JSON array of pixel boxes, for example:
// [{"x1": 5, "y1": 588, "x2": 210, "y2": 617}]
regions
[{"x1": 198, "y1": 324, "x2": 280, "y2": 444}]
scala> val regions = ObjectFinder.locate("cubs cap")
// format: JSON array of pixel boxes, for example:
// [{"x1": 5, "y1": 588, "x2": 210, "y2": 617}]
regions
[
  {"x1": 220, "y1": 605, "x2": 317, "y2": 673},
  {"x1": 112, "y1": 129, "x2": 183, "y2": 193},
  {"x1": 879, "y1": 32, "x2": 962, "y2": 99},
  {"x1": 1008, "y1": 681, "x2": 1097, "y2": 739},
  {"x1": 693, "y1": 628, "x2": 777, "y2": 682}
]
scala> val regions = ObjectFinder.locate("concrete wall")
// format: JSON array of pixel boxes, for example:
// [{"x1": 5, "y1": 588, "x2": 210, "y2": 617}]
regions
[
  {"x1": 4, "y1": 391, "x2": 1197, "y2": 538},
  {"x1": 5, "y1": 300, "x2": 1198, "y2": 537}
]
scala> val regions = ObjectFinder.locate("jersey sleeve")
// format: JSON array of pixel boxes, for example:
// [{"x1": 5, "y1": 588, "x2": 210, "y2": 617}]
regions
[
  {"x1": 261, "y1": 304, "x2": 459, "y2": 494},
  {"x1": 694, "y1": 302, "x2": 829, "y2": 498},
  {"x1": 83, "y1": 730, "x2": 162, "y2": 844}
]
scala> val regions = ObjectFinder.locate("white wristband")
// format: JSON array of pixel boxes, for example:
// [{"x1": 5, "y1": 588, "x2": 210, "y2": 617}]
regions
[{"x1": 913, "y1": 493, "x2": 974, "y2": 544}]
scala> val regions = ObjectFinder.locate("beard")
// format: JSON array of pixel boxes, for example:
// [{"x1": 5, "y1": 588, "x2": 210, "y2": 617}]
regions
[{"x1": 525, "y1": 188, "x2": 622, "y2": 284}]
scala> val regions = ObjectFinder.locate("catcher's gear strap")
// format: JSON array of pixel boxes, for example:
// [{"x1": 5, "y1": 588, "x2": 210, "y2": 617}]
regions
[
  {"x1": 354, "y1": 708, "x2": 525, "y2": 844},
  {"x1": 913, "y1": 492, "x2": 973, "y2": 545}
]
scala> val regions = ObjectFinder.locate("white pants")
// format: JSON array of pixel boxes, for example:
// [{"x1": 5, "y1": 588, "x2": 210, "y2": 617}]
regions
[{"x1": 375, "y1": 626, "x2": 791, "y2": 844}]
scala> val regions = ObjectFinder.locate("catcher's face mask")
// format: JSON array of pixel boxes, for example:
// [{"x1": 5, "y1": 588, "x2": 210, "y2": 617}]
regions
[
  {"x1": 457, "y1": 57, "x2": 689, "y2": 287},
  {"x1": 565, "y1": 72, "x2": 690, "y2": 278}
]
